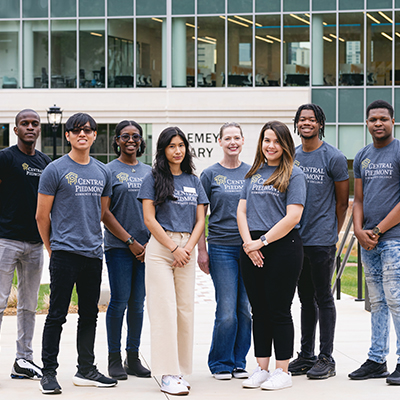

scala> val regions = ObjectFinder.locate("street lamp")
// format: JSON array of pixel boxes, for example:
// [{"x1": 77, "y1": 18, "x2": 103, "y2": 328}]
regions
[{"x1": 47, "y1": 104, "x2": 63, "y2": 160}]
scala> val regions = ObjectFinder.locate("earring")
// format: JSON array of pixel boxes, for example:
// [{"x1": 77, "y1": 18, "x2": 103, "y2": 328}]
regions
[{"x1": 117, "y1": 145, "x2": 120, "y2": 152}]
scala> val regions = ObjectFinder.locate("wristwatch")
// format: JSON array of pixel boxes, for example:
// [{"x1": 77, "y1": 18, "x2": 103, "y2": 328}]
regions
[
  {"x1": 372, "y1": 226, "x2": 382, "y2": 237},
  {"x1": 260, "y1": 235, "x2": 269, "y2": 246},
  {"x1": 125, "y1": 236, "x2": 135, "y2": 245}
]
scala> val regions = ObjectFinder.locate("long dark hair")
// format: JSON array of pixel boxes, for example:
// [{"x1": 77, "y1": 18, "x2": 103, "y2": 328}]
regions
[
  {"x1": 112, "y1": 120, "x2": 146, "y2": 157},
  {"x1": 152, "y1": 126, "x2": 195, "y2": 206}
]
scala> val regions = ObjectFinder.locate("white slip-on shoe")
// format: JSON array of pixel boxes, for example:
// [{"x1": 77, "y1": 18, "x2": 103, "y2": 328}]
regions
[
  {"x1": 242, "y1": 365, "x2": 270, "y2": 388},
  {"x1": 178, "y1": 375, "x2": 191, "y2": 390},
  {"x1": 161, "y1": 375, "x2": 189, "y2": 395},
  {"x1": 261, "y1": 368, "x2": 292, "y2": 390}
]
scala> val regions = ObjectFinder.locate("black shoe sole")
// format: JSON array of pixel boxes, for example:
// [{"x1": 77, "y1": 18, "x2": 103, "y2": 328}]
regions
[
  {"x1": 307, "y1": 371, "x2": 336, "y2": 380},
  {"x1": 349, "y1": 372, "x2": 390, "y2": 380},
  {"x1": 124, "y1": 368, "x2": 151, "y2": 378},
  {"x1": 110, "y1": 374, "x2": 128, "y2": 380},
  {"x1": 289, "y1": 369, "x2": 311, "y2": 376},
  {"x1": 387, "y1": 378, "x2": 400, "y2": 385}
]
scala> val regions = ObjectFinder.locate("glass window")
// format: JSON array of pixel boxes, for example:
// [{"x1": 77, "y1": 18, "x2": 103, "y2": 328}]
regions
[
  {"x1": 366, "y1": 12, "x2": 392, "y2": 86},
  {"x1": 0, "y1": 0, "x2": 19, "y2": 18},
  {"x1": 90, "y1": 124, "x2": 108, "y2": 155},
  {"x1": 42, "y1": 124, "x2": 63, "y2": 159},
  {"x1": 108, "y1": 19, "x2": 133, "y2": 88},
  {"x1": 312, "y1": 0, "x2": 336, "y2": 11},
  {"x1": 338, "y1": 125, "x2": 364, "y2": 159},
  {"x1": 172, "y1": 0, "x2": 194, "y2": 15},
  {"x1": 79, "y1": 0, "x2": 105, "y2": 17},
  {"x1": 339, "y1": 13, "x2": 364, "y2": 86},
  {"x1": 228, "y1": 0, "x2": 252, "y2": 14},
  {"x1": 108, "y1": 0, "x2": 133, "y2": 17},
  {"x1": 339, "y1": 88, "x2": 364, "y2": 122},
  {"x1": 137, "y1": 0, "x2": 166, "y2": 16},
  {"x1": 255, "y1": 0, "x2": 280, "y2": 12},
  {"x1": 366, "y1": 88, "x2": 392, "y2": 107},
  {"x1": 396, "y1": 12, "x2": 400, "y2": 86},
  {"x1": 395, "y1": 125, "x2": 400, "y2": 140},
  {"x1": 198, "y1": 0, "x2": 225, "y2": 14},
  {"x1": 227, "y1": 15, "x2": 253, "y2": 87},
  {"x1": 283, "y1": 0, "x2": 309, "y2": 12},
  {"x1": 23, "y1": 0, "x2": 47, "y2": 17},
  {"x1": 51, "y1": 0, "x2": 76, "y2": 17},
  {"x1": 324, "y1": 125, "x2": 336, "y2": 147},
  {"x1": 397, "y1": 0, "x2": 400, "y2": 8},
  {"x1": 136, "y1": 18, "x2": 164, "y2": 87},
  {"x1": 312, "y1": 89, "x2": 336, "y2": 123},
  {"x1": 255, "y1": 15, "x2": 280, "y2": 87},
  {"x1": 51, "y1": 20, "x2": 76, "y2": 88},
  {"x1": 283, "y1": 14, "x2": 310, "y2": 86},
  {"x1": 197, "y1": 16, "x2": 225, "y2": 87},
  {"x1": 339, "y1": 0, "x2": 363, "y2": 10},
  {"x1": 23, "y1": 21, "x2": 48, "y2": 89},
  {"x1": 172, "y1": 18, "x2": 195, "y2": 87},
  {"x1": 367, "y1": 0, "x2": 392, "y2": 9},
  {"x1": 79, "y1": 20, "x2": 105, "y2": 89},
  {"x1": 396, "y1": 89, "x2": 400, "y2": 117},
  {"x1": 0, "y1": 124, "x2": 9, "y2": 149},
  {"x1": 0, "y1": 21, "x2": 19, "y2": 89},
  {"x1": 312, "y1": 13, "x2": 336, "y2": 86}
]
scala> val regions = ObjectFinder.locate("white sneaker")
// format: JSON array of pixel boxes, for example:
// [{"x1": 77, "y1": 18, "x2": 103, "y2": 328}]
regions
[
  {"x1": 178, "y1": 375, "x2": 191, "y2": 390},
  {"x1": 213, "y1": 371, "x2": 232, "y2": 380},
  {"x1": 261, "y1": 368, "x2": 292, "y2": 390},
  {"x1": 161, "y1": 375, "x2": 189, "y2": 395},
  {"x1": 233, "y1": 368, "x2": 249, "y2": 379},
  {"x1": 242, "y1": 365, "x2": 270, "y2": 388}
]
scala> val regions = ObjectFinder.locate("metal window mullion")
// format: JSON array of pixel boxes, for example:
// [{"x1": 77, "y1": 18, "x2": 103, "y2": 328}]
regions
[
  {"x1": 252, "y1": 0, "x2": 255, "y2": 87},
  {"x1": 194, "y1": 0, "x2": 197, "y2": 89},
  {"x1": 363, "y1": 2, "x2": 367, "y2": 146},
  {"x1": 336, "y1": 7, "x2": 339, "y2": 147},
  {"x1": 280, "y1": 0, "x2": 283, "y2": 87},
  {"x1": 166, "y1": 0, "x2": 172, "y2": 89},
  {"x1": 19, "y1": 18, "x2": 23, "y2": 89},
  {"x1": 104, "y1": 2, "x2": 108, "y2": 89},
  {"x1": 133, "y1": 0, "x2": 137, "y2": 88},
  {"x1": 392, "y1": 5, "x2": 395, "y2": 106},
  {"x1": 225, "y1": 0, "x2": 228, "y2": 88},
  {"x1": 76, "y1": 16, "x2": 80, "y2": 89}
]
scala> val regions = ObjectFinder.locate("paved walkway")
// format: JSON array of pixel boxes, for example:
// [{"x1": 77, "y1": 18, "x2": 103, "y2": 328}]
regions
[{"x1": 1, "y1": 267, "x2": 398, "y2": 400}]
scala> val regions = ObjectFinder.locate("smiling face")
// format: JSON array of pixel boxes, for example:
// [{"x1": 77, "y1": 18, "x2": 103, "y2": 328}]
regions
[
  {"x1": 366, "y1": 108, "x2": 394, "y2": 145},
  {"x1": 219, "y1": 126, "x2": 244, "y2": 157},
  {"x1": 297, "y1": 109, "x2": 321, "y2": 140},
  {"x1": 165, "y1": 134, "x2": 186, "y2": 168},
  {"x1": 262, "y1": 129, "x2": 283, "y2": 166},
  {"x1": 14, "y1": 110, "x2": 41, "y2": 146},
  {"x1": 65, "y1": 121, "x2": 96, "y2": 152},
  {"x1": 116, "y1": 125, "x2": 142, "y2": 157}
]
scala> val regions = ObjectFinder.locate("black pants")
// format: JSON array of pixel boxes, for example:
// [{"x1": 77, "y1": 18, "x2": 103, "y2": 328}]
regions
[
  {"x1": 297, "y1": 245, "x2": 336, "y2": 359},
  {"x1": 42, "y1": 251, "x2": 102, "y2": 374},
  {"x1": 240, "y1": 230, "x2": 303, "y2": 360}
]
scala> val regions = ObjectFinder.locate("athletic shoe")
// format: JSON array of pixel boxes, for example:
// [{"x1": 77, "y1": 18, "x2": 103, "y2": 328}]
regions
[
  {"x1": 160, "y1": 375, "x2": 189, "y2": 395},
  {"x1": 261, "y1": 368, "x2": 292, "y2": 390},
  {"x1": 39, "y1": 371, "x2": 62, "y2": 394},
  {"x1": 178, "y1": 376, "x2": 191, "y2": 390},
  {"x1": 307, "y1": 355, "x2": 336, "y2": 379},
  {"x1": 288, "y1": 353, "x2": 317, "y2": 376},
  {"x1": 387, "y1": 364, "x2": 400, "y2": 385},
  {"x1": 348, "y1": 359, "x2": 390, "y2": 380},
  {"x1": 72, "y1": 367, "x2": 117, "y2": 387},
  {"x1": 242, "y1": 365, "x2": 270, "y2": 388},
  {"x1": 233, "y1": 368, "x2": 249, "y2": 379},
  {"x1": 213, "y1": 371, "x2": 232, "y2": 380},
  {"x1": 11, "y1": 358, "x2": 42, "y2": 379}
]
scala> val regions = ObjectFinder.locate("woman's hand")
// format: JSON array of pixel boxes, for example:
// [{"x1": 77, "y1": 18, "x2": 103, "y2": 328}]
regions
[
  {"x1": 243, "y1": 239, "x2": 263, "y2": 254},
  {"x1": 171, "y1": 246, "x2": 191, "y2": 268},
  {"x1": 247, "y1": 250, "x2": 264, "y2": 268}
]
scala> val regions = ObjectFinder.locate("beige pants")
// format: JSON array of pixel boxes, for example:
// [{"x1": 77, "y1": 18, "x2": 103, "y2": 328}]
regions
[{"x1": 145, "y1": 231, "x2": 195, "y2": 376}]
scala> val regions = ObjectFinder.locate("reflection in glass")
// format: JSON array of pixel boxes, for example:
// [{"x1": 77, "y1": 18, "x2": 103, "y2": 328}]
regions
[
  {"x1": 312, "y1": 89, "x2": 336, "y2": 122},
  {"x1": 197, "y1": 17, "x2": 225, "y2": 87},
  {"x1": 255, "y1": 15, "x2": 280, "y2": 86},
  {"x1": 172, "y1": 18, "x2": 195, "y2": 87},
  {"x1": 90, "y1": 124, "x2": 108, "y2": 154},
  {"x1": 339, "y1": 13, "x2": 364, "y2": 86},
  {"x1": 0, "y1": 0, "x2": 19, "y2": 18},
  {"x1": 136, "y1": 0, "x2": 166, "y2": 16},
  {"x1": 324, "y1": 125, "x2": 336, "y2": 147},
  {"x1": 79, "y1": 20, "x2": 105, "y2": 88},
  {"x1": 51, "y1": 0, "x2": 76, "y2": 18},
  {"x1": 136, "y1": 18, "x2": 164, "y2": 87},
  {"x1": 51, "y1": 20, "x2": 76, "y2": 88},
  {"x1": 366, "y1": 88, "x2": 392, "y2": 106},
  {"x1": 366, "y1": 11, "x2": 392, "y2": 86},
  {"x1": 108, "y1": 0, "x2": 133, "y2": 16},
  {"x1": 23, "y1": 21, "x2": 48, "y2": 88},
  {"x1": 228, "y1": 0, "x2": 252, "y2": 14},
  {"x1": 283, "y1": 14, "x2": 310, "y2": 86},
  {"x1": 338, "y1": 125, "x2": 364, "y2": 159},
  {"x1": 108, "y1": 19, "x2": 133, "y2": 88},
  {"x1": 198, "y1": 0, "x2": 225, "y2": 14},
  {"x1": 23, "y1": 0, "x2": 48, "y2": 18},
  {"x1": 0, "y1": 21, "x2": 19, "y2": 89},
  {"x1": 227, "y1": 16, "x2": 253, "y2": 87},
  {"x1": 339, "y1": 88, "x2": 364, "y2": 122},
  {"x1": 79, "y1": 0, "x2": 104, "y2": 17}
]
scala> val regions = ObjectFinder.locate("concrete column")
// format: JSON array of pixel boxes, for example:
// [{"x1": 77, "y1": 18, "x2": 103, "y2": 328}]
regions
[
  {"x1": 312, "y1": 14, "x2": 324, "y2": 86},
  {"x1": 172, "y1": 18, "x2": 186, "y2": 87},
  {"x1": 23, "y1": 22, "x2": 34, "y2": 88}
]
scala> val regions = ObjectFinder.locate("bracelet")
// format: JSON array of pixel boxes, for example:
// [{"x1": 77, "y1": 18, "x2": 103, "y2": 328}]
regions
[{"x1": 171, "y1": 245, "x2": 179, "y2": 253}]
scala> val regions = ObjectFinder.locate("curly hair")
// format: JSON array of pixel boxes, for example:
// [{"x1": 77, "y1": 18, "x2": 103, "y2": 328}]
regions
[{"x1": 294, "y1": 103, "x2": 326, "y2": 139}]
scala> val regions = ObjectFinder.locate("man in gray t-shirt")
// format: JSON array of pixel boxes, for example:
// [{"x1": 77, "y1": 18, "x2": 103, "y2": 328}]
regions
[
  {"x1": 349, "y1": 100, "x2": 400, "y2": 385},
  {"x1": 289, "y1": 104, "x2": 349, "y2": 380}
]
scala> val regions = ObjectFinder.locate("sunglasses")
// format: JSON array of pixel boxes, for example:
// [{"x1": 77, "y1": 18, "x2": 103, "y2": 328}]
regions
[
  {"x1": 118, "y1": 133, "x2": 142, "y2": 142},
  {"x1": 70, "y1": 127, "x2": 94, "y2": 135}
]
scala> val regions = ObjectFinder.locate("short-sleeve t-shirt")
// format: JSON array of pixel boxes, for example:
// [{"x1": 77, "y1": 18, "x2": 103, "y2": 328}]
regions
[
  {"x1": 0, "y1": 145, "x2": 51, "y2": 242},
  {"x1": 200, "y1": 162, "x2": 250, "y2": 245},
  {"x1": 240, "y1": 164, "x2": 306, "y2": 232},
  {"x1": 354, "y1": 139, "x2": 400, "y2": 242},
  {"x1": 138, "y1": 172, "x2": 209, "y2": 233},
  {"x1": 38, "y1": 155, "x2": 112, "y2": 259},
  {"x1": 104, "y1": 159, "x2": 151, "y2": 251},
  {"x1": 295, "y1": 141, "x2": 349, "y2": 246}
]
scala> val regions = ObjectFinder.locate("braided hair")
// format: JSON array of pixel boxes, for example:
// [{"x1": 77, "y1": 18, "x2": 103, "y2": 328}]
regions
[{"x1": 294, "y1": 103, "x2": 326, "y2": 139}]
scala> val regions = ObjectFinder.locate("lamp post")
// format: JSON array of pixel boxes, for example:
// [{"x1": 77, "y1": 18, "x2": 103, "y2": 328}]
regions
[{"x1": 47, "y1": 104, "x2": 63, "y2": 160}]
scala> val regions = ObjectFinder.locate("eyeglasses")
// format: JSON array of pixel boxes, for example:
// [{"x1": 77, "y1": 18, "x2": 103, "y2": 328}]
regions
[
  {"x1": 118, "y1": 133, "x2": 142, "y2": 142},
  {"x1": 70, "y1": 127, "x2": 94, "y2": 135}
]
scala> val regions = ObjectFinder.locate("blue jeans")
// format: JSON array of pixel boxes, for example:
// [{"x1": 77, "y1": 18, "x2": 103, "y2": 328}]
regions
[
  {"x1": 208, "y1": 243, "x2": 251, "y2": 373},
  {"x1": 362, "y1": 240, "x2": 400, "y2": 364},
  {"x1": 105, "y1": 248, "x2": 145, "y2": 353}
]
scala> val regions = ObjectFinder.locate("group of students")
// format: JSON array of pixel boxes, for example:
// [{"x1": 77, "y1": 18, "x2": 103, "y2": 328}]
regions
[{"x1": 1, "y1": 99, "x2": 400, "y2": 396}]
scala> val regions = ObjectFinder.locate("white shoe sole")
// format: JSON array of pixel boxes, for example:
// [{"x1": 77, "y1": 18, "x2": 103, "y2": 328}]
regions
[
  {"x1": 161, "y1": 387, "x2": 189, "y2": 395},
  {"x1": 261, "y1": 382, "x2": 292, "y2": 390},
  {"x1": 39, "y1": 381, "x2": 62, "y2": 394},
  {"x1": 72, "y1": 376, "x2": 117, "y2": 387}
]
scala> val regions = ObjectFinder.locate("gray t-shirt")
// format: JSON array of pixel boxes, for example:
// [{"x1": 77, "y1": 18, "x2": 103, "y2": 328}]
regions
[
  {"x1": 138, "y1": 172, "x2": 209, "y2": 233},
  {"x1": 354, "y1": 138, "x2": 400, "y2": 242},
  {"x1": 240, "y1": 164, "x2": 306, "y2": 232},
  {"x1": 200, "y1": 162, "x2": 250, "y2": 245},
  {"x1": 104, "y1": 159, "x2": 151, "y2": 251},
  {"x1": 39, "y1": 155, "x2": 112, "y2": 259},
  {"x1": 295, "y1": 141, "x2": 349, "y2": 246}
]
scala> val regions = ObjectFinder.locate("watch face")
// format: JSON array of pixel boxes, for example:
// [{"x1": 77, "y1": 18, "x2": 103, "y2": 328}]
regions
[{"x1": 373, "y1": 227, "x2": 381, "y2": 235}]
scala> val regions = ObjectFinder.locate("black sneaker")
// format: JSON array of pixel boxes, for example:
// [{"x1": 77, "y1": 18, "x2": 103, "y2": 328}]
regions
[
  {"x1": 307, "y1": 355, "x2": 336, "y2": 379},
  {"x1": 348, "y1": 359, "x2": 390, "y2": 380},
  {"x1": 39, "y1": 371, "x2": 62, "y2": 394},
  {"x1": 288, "y1": 353, "x2": 317, "y2": 376},
  {"x1": 72, "y1": 367, "x2": 118, "y2": 387},
  {"x1": 11, "y1": 358, "x2": 43, "y2": 379},
  {"x1": 386, "y1": 364, "x2": 400, "y2": 385}
]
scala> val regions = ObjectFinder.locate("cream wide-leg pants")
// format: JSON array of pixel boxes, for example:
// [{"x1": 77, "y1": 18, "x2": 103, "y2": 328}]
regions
[{"x1": 145, "y1": 231, "x2": 195, "y2": 376}]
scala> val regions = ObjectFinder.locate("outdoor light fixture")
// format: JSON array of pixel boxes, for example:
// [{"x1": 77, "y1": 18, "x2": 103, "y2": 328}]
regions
[{"x1": 47, "y1": 104, "x2": 63, "y2": 160}]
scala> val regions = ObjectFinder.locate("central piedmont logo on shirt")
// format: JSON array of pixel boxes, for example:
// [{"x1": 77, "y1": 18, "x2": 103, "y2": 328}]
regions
[
  {"x1": 22, "y1": 162, "x2": 44, "y2": 177},
  {"x1": 361, "y1": 158, "x2": 371, "y2": 170},
  {"x1": 116, "y1": 172, "x2": 129, "y2": 183},
  {"x1": 22, "y1": 163, "x2": 29, "y2": 171},
  {"x1": 214, "y1": 175, "x2": 227, "y2": 185},
  {"x1": 294, "y1": 160, "x2": 300, "y2": 167},
  {"x1": 362, "y1": 159, "x2": 394, "y2": 179},
  {"x1": 65, "y1": 172, "x2": 78, "y2": 185},
  {"x1": 251, "y1": 174, "x2": 261, "y2": 183}
]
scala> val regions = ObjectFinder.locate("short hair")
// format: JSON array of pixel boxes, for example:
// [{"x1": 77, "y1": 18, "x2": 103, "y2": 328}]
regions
[
  {"x1": 65, "y1": 113, "x2": 97, "y2": 132},
  {"x1": 294, "y1": 103, "x2": 326, "y2": 139},
  {"x1": 112, "y1": 120, "x2": 146, "y2": 157},
  {"x1": 219, "y1": 122, "x2": 243, "y2": 138},
  {"x1": 366, "y1": 100, "x2": 394, "y2": 119},
  {"x1": 15, "y1": 109, "x2": 40, "y2": 125}
]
